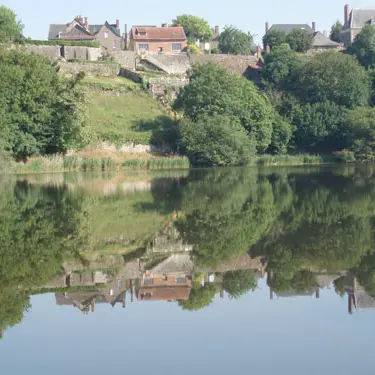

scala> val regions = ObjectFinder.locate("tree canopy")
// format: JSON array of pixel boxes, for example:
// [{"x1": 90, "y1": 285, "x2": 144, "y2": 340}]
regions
[
  {"x1": 174, "y1": 63, "x2": 276, "y2": 153},
  {"x1": 0, "y1": 6, "x2": 23, "y2": 43},
  {"x1": 286, "y1": 28, "x2": 313, "y2": 53},
  {"x1": 350, "y1": 24, "x2": 375, "y2": 69},
  {"x1": 218, "y1": 25, "x2": 253, "y2": 55},
  {"x1": 330, "y1": 21, "x2": 343, "y2": 43},
  {"x1": 263, "y1": 28, "x2": 287, "y2": 50},
  {"x1": 0, "y1": 48, "x2": 86, "y2": 160},
  {"x1": 172, "y1": 14, "x2": 213, "y2": 42}
]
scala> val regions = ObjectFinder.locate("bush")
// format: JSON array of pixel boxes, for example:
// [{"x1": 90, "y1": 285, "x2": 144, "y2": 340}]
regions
[
  {"x1": 188, "y1": 43, "x2": 201, "y2": 54},
  {"x1": 334, "y1": 150, "x2": 356, "y2": 163},
  {"x1": 179, "y1": 115, "x2": 256, "y2": 166},
  {"x1": 22, "y1": 39, "x2": 101, "y2": 48}
]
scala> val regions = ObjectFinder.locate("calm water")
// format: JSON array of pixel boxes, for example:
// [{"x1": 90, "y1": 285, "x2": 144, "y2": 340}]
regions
[{"x1": 1, "y1": 166, "x2": 375, "y2": 374}]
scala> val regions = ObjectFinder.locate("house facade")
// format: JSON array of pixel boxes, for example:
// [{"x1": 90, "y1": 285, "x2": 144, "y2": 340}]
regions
[
  {"x1": 340, "y1": 4, "x2": 375, "y2": 46},
  {"x1": 49, "y1": 16, "x2": 123, "y2": 52},
  {"x1": 129, "y1": 25, "x2": 187, "y2": 55}
]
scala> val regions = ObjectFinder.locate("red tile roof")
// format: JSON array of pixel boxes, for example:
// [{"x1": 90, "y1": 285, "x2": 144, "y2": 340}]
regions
[
  {"x1": 130, "y1": 26, "x2": 187, "y2": 41},
  {"x1": 138, "y1": 286, "x2": 191, "y2": 302}
]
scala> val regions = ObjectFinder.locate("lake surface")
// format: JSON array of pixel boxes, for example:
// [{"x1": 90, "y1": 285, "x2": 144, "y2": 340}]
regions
[{"x1": 1, "y1": 166, "x2": 375, "y2": 374}]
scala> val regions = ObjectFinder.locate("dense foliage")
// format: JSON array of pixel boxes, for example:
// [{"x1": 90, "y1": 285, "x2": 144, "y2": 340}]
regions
[
  {"x1": 263, "y1": 28, "x2": 287, "y2": 50},
  {"x1": 0, "y1": 48, "x2": 86, "y2": 160},
  {"x1": 218, "y1": 25, "x2": 253, "y2": 55},
  {"x1": 0, "y1": 6, "x2": 23, "y2": 43},
  {"x1": 330, "y1": 21, "x2": 343, "y2": 43},
  {"x1": 286, "y1": 28, "x2": 313, "y2": 53},
  {"x1": 172, "y1": 14, "x2": 213, "y2": 42},
  {"x1": 350, "y1": 24, "x2": 375, "y2": 69},
  {"x1": 174, "y1": 63, "x2": 276, "y2": 155}
]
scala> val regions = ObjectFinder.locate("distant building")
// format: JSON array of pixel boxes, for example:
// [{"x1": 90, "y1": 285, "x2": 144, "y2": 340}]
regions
[
  {"x1": 264, "y1": 22, "x2": 341, "y2": 51},
  {"x1": 129, "y1": 24, "x2": 187, "y2": 55},
  {"x1": 48, "y1": 16, "x2": 123, "y2": 52},
  {"x1": 340, "y1": 4, "x2": 375, "y2": 46}
]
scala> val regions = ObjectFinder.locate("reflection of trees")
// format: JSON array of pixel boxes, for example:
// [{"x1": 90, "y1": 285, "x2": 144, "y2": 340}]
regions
[
  {"x1": 223, "y1": 270, "x2": 258, "y2": 299},
  {"x1": 0, "y1": 181, "x2": 88, "y2": 337},
  {"x1": 178, "y1": 284, "x2": 217, "y2": 311}
]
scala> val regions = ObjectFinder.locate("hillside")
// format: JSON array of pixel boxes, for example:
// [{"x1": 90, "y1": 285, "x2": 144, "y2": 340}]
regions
[{"x1": 83, "y1": 76, "x2": 175, "y2": 146}]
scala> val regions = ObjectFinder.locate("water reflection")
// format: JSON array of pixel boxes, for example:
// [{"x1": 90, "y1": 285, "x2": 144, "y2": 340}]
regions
[{"x1": 2, "y1": 166, "x2": 375, "y2": 339}]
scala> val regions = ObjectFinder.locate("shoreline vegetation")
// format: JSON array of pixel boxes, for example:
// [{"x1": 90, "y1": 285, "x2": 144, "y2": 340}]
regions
[{"x1": 7, "y1": 153, "x2": 343, "y2": 174}]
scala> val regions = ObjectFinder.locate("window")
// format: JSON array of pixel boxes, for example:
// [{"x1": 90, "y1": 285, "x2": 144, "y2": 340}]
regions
[
  {"x1": 172, "y1": 43, "x2": 182, "y2": 52},
  {"x1": 162, "y1": 274, "x2": 168, "y2": 281},
  {"x1": 177, "y1": 276, "x2": 186, "y2": 284},
  {"x1": 104, "y1": 32, "x2": 109, "y2": 39},
  {"x1": 144, "y1": 278, "x2": 154, "y2": 286},
  {"x1": 113, "y1": 40, "x2": 117, "y2": 49},
  {"x1": 139, "y1": 43, "x2": 149, "y2": 51},
  {"x1": 118, "y1": 280, "x2": 123, "y2": 289}
]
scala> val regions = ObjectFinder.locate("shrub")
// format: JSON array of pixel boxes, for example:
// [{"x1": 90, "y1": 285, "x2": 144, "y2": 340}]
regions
[
  {"x1": 188, "y1": 43, "x2": 201, "y2": 54},
  {"x1": 179, "y1": 115, "x2": 256, "y2": 166},
  {"x1": 334, "y1": 150, "x2": 356, "y2": 163}
]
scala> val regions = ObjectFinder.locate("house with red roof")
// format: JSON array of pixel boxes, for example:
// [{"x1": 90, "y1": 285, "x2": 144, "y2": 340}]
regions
[{"x1": 129, "y1": 24, "x2": 187, "y2": 55}]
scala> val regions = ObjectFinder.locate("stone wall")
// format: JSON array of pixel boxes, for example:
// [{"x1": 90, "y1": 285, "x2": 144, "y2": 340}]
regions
[
  {"x1": 59, "y1": 62, "x2": 120, "y2": 77},
  {"x1": 24, "y1": 44, "x2": 61, "y2": 60},
  {"x1": 111, "y1": 51, "x2": 137, "y2": 69},
  {"x1": 140, "y1": 54, "x2": 191, "y2": 74},
  {"x1": 190, "y1": 54, "x2": 258, "y2": 76}
]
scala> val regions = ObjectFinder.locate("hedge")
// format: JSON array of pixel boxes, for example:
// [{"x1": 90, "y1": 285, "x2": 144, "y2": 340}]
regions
[{"x1": 22, "y1": 39, "x2": 101, "y2": 48}]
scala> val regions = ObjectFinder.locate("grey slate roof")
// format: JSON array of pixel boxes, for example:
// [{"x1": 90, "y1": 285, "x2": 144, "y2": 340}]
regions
[
  {"x1": 350, "y1": 9, "x2": 375, "y2": 29},
  {"x1": 268, "y1": 24, "x2": 313, "y2": 34},
  {"x1": 312, "y1": 31, "x2": 341, "y2": 48},
  {"x1": 48, "y1": 24, "x2": 66, "y2": 40}
]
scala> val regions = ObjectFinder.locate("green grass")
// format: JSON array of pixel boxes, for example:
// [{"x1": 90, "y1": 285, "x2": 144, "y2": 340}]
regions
[
  {"x1": 10, "y1": 155, "x2": 190, "y2": 173},
  {"x1": 82, "y1": 76, "x2": 138, "y2": 91},
  {"x1": 254, "y1": 154, "x2": 339, "y2": 166},
  {"x1": 87, "y1": 91, "x2": 173, "y2": 145}
]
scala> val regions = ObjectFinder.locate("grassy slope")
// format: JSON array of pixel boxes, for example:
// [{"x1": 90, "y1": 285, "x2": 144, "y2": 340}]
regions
[{"x1": 84, "y1": 76, "x2": 173, "y2": 145}]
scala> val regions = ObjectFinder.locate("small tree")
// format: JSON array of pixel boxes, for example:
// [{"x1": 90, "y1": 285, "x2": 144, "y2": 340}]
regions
[
  {"x1": 172, "y1": 14, "x2": 213, "y2": 42},
  {"x1": 350, "y1": 24, "x2": 375, "y2": 69},
  {"x1": 263, "y1": 28, "x2": 287, "y2": 50},
  {"x1": 0, "y1": 6, "x2": 23, "y2": 42},
  {"x1": 218, "y1": 25, "x2": 253, "y2": 55},
  {"x1": 178, "y1": 284, "x2": 216, "y2": 311},
  {"x1": 179, "y1": 115, "x2": 256, "y2": 166},
  {"x1": 330, "y1": 20, "x2": 343, "y2": 43},
  {"x1": 286, "y1": 28, "x2": 313, "y2": 53}
]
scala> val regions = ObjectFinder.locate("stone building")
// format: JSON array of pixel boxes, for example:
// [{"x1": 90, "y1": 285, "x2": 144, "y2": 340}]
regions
[
  {"x1": 340, "y1": 4, "x2": 375, "y2": 46},
  {"x1": 49, "y1": 16, "x2": 123, "y2": 52}
]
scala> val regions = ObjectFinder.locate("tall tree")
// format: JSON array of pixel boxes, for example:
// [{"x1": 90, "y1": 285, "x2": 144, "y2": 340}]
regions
[
  {"x1": 218, "y1": 25, "x2": 253, "y2": 55},
  {"x1": 286, "y1": 28, "x2": 313, "y2": 53},
  {"x1": 174, "y1": 63, "x2": 276, "y2": 153},
  {"x1": 330, "y1": 20, "x2": 343, "y2": 43},
  {"x1": 263, "y1": 28, "x2": 287, "y2": 50},
  {"x1": 349, "y1": 24, "x2": 375, "y2": 69},
  {"x1": 0, "y1": 6, "x2": 23, "y2": 42},
  {"x1": 172, "y1": 14, "x2": 213, "y2": 42}
]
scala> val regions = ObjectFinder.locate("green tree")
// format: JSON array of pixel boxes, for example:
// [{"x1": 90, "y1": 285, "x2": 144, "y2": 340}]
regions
[
  {"x1": 263, "y1": 28, "x2": 287, "y2": 50},
  {"x1": 218, "y1": 25, "x2": 253, "y2": 55},
  {"x1": 268, "y1": 114, "x2": 293, "y2": 154},
  {"x1": 172, "y1": 15, "x2": 213, "y2": 42},
  {"x1": 0, "y1": 48, "x2": 86, "y2": 160},
  {"x1": 296, "y1": 51, "x2": 370, "y2": 108},
  {"x1": 261, "y1": 44, "x2": 304, "y2": 90},
  {"x1": 286, "y1": 28, "x2": 313, "y2": 53},
  {"x1": 223, "y1": 270, "x2": 258, "y2": 299},
  {"x1": 0, "y1": 6, "x2": 23, "y2": 43},
  {"x1": 330, "y1": 20, "x2": 343, "y2": 43},
  {"x1": 350, "y1": 24, "x2": 375, "y2": 69},
  {"x1": 174, "y1": 63, "x2": 276, "y2": 153},
  {"x1": 179, "y1": 284, "x2": 216, "y2": 311},
  {"x1": 179, "y1": 115, "x2": 255, "y2": 166},
  {"x1": 343, "y1": 107, "x2": 375, "y2": 160}
]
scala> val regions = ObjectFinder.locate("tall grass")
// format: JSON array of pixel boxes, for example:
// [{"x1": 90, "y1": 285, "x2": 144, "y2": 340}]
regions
[
  {"x1": 10, "y1": 155, "x2": 190, "y2": 173},
  {"x1": 254, "y1": 154, "x2": 337, "y2": 166}
]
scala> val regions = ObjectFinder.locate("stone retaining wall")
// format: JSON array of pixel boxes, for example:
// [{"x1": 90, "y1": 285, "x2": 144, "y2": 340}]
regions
[{"x1": 59, "y1": 62, "x2": 120, "y2": 76}]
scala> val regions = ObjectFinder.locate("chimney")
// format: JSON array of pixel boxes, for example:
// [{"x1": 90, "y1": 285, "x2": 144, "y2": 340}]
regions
[
  {"x1": 316, "y1": 288, "x2": 320, "y2": 299},
  {"x1": 265, "y1": 21, "x2": 269, "y2": 34},
  {"x1": 116, "y1": 19, "x2": 120, "y2": 30},
  {"x1": 214, "y1": 25, "x2": 220, "y2": 37},
  {"x1": 312, "y1": 21, "x2": 316, "y2": 32},
  {"x1": 84, "y1": 17, "x2": 88, "y2": 29},
  {"x1": 256, "y1": 45, "x2": 262, "y2": 59},
  {"x1": 124, "y1": 24, "x2": 128, "y2": 50},
  {"x1": 344, "y1": 4, "x2": 350, "y2": 24}
]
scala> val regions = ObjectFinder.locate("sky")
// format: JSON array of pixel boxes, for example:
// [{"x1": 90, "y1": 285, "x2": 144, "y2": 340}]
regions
[{"x1": 3, "y1": 0, "x2": 375, "y2": 44}]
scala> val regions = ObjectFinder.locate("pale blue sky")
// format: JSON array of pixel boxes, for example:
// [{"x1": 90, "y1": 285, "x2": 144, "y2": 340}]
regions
[{"x1": 3, "y1": 0, "x2": 375, "y2": 44}]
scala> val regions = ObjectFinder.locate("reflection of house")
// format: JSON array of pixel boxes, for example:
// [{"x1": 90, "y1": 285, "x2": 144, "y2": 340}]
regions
[
  {"x1": 341, "y1": 4, "x2": 375, "y2": 46},
  {"x1": 344, "y1": 274, "x2": 375, "y2": 314},
  {"x1": 129, "y1": 25, "x2": 187, "y2": 55},
  {"x1": 48, "y1": 16, "x2": 123, "y2": 51}
]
